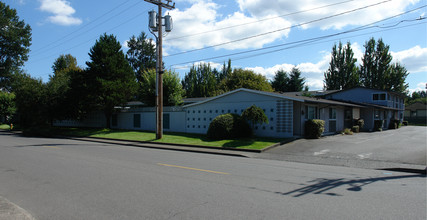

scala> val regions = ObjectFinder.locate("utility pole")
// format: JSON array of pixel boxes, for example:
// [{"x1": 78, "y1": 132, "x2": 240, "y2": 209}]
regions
[{"x1": 145, "y1": 0, "x2": 175, "y2": 139}]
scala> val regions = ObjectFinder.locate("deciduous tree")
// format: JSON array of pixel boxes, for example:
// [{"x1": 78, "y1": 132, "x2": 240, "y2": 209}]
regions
[
  {"x1": 139, "y1": 69, "x2": 183, "y2": 106},
  {"x1": 220, "y1": 68, "x2": 273, "y2": 92},
  {"x1": 324, "y1": 41, "x2": 359, "y2": 90},
  {"x1": 0, "y1": 2, "x2": 32, "y2": 89}
]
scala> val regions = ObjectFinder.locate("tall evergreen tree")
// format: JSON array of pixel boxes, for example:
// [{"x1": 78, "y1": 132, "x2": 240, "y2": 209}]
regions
[
  {"x1": 85, "y1": 33, "x2": 138, "y2": 128},
  {"x1": 288, "y1": 67, "x2": 306, "y2": 92},
  {"x1": 51, "y1": 54, "x2": 78, "y2": 75},
  {"x1": 324, "y1": 42, "x2": 359, "y2": 90},
  {"x1": 271, "y1": 69, "x2": 289, "y2": 92},
  {"x1": 126, "y1": 32, "x2": 157, "y2": 82}
]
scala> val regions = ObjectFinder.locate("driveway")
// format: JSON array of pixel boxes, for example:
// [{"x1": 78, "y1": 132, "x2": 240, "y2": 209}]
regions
[{"x1": 257, "y1": 126, "x2": 426, "y2": 170}]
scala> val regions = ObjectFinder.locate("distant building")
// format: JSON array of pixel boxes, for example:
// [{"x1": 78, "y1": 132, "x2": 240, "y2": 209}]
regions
[{"x1": 404, "y1": 102, "x2": 427, "y2": 124}]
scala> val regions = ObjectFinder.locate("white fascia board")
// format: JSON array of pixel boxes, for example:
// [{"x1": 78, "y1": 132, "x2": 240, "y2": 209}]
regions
[{"x1": 183, "y1": 88, "x2": 304, "y2": 108}]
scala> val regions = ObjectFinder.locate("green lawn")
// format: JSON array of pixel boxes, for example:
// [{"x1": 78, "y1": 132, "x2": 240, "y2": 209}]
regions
[
  {"x1": 58, "y1": 128, "x2": 284, "y2": 150},
  {"x1": 0, "y1": 124, "x2": 10, "y2": 130}
]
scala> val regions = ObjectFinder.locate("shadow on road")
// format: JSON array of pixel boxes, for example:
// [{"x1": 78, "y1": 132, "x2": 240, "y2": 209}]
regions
[{"x1": 280, "y1": 174, "x2": 425, "y2": 197}]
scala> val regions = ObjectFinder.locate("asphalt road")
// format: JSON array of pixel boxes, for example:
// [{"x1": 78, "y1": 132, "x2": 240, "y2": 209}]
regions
[
  {"x1": 257, "y1": 126, "x2": 427, "y2": 170},
  {"x1": 0, "y1": 133, "x2": 426, "y2": 220}
]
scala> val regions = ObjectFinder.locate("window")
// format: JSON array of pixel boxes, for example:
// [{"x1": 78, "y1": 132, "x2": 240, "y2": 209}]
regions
[
  {"x1": 305, "y1": 106, "x2": 318, "y2": 120},
  {"x1": 329, "y1": 108, "x2": 336, "y2": 120},
  {"x1": 133, "y1": 114, "x2": 141, "y2": 128},
  {"x1": 373, "y1": 93, "x2": 386, "y2": 101}
]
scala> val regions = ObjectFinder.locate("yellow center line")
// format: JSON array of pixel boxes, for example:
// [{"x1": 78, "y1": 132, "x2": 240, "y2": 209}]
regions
[
  {"x1": 157, "y1": 163, "x2": 230, "y2": 175},
  {"x1": 43, "y1": 146, "x2": 61, "y2": 149}
]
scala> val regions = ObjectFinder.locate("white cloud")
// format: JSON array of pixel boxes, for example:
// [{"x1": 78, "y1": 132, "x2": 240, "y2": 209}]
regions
[
  {"x1": 122, "y1": 40, "x2": 129, "y2": 49},
  {"x1": 164, "y1": 1, "x2": 291, "y2": 51},
  {"x1": 245, "y1": 52, "x2": 330, "y2": 90},
  {"x1": 237, "y1": 0, "x2": 421, "y2": 30},
  {"x1": 39, "y1": 0, "x2": 82, "y2": 26},
  {"x1": 391, "y1": 46, "x2": 427, "y2": 73},
  {"x1": 408, "y1": 82, "x2": 426, "y2": 94}
]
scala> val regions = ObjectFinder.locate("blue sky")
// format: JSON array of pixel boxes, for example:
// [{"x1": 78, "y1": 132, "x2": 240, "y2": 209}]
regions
[{"x1": 9, "y1": 0, "x2": 427, "y2": 93}]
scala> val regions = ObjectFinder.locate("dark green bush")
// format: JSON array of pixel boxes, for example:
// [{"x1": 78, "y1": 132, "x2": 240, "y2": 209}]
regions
[
  {"x1": 388, "y1": 119, "x2": 400, "y2": 129},
  {"x1": 354, "y1": 119, "x2": 364, "y2": 130},
  {"x1": 351, "y1": 125, "x2": 359, "y2": 133},
  {"x1": 305, "y1": 119, "x2": 325, "y2": 139},
  {"x1": 374, "y1": 120, "x2": 383, "y2": 131},
  {"x1": 207, "y1": 113, "x2": 251, "y2": 140},
  {"x1": 402, "y1": 121, "x2": 408, "y2": 126},
  {"x1": 241, "y1": 105, "x2": 269, "y2": 128}
]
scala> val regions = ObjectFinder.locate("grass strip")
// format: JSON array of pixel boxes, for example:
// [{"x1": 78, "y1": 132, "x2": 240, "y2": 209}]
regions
[{"x1": 58, "y1": 128, "x2": 283, "y2": 150}]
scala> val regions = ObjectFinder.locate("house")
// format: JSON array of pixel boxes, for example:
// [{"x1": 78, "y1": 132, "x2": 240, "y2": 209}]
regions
[
  {"x1": 324, "y1": 87, "x2": 406, "y2": 130},
  {"x1": 404, "y1": 102, "x2": 427, "y2": 124},
  {"x1": 54, "y1": 87, "x2": 405, "y2": 137}
]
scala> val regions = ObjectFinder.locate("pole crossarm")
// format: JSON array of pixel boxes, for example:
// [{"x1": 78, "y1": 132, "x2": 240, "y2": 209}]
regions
[{"x1": 144, "y1": 0, "x2": 175, "y2": 9}]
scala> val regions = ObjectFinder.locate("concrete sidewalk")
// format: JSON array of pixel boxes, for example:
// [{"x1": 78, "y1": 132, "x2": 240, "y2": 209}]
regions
[{"x1": 0, "y1": 196, "x2": 35, "y2": 220}]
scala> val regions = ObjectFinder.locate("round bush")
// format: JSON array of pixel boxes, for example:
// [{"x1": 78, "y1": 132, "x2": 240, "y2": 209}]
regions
[
  {"x1": 207, "y1": 113, "x2": 251, "y2": 140},
  {"x1": 305, "y1": 119, "x2": 325, "y2": 139}
]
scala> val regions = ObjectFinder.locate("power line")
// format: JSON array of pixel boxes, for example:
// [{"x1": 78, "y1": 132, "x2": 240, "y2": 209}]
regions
[
  {"x1": 164, "y1": 0, "x2": 356, "y2": 41},
  {"x1": 167, "y1": 9, "x2": 426, "y2": 68},
  {"x1": 28, "y1": 9, "x2": 151, "y2": 64},
  {"x1": 164, "y1": 0, "x2": 392, "y2": 58},
  {"x1": 30, "y1": 0, "x2": 146, "y2": 57}
]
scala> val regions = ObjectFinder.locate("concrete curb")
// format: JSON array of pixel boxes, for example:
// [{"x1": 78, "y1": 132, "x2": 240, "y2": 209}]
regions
[
  {"x1": 66, "y1": 136, "x2": 254, "y2": 158},
  {"x1": 0, "y1": 196, "x2": 36, "y2": 220}
]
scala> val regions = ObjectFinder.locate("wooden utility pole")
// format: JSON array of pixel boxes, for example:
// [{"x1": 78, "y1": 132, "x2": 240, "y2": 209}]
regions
[{"x1": 144, "y1": 0, "x2": 175, "y2": 139}]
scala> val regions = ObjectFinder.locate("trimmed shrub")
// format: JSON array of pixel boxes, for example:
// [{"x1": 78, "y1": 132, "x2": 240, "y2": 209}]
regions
[
  {"x1": 343, "y1": 128, "x2": 353, "y2": 135},
  {"x1": 402, "y1": 121, "x2": 408, "y2": 126},
  {"x1": 351, "y1": 125, "x2": 359, "y2": 133},
  {"x1": 374, "y1": 120, "x2": 383, "y2": 131},
  {"x1": 388, "y1": 119, "x2": 400, "y2": 129},
  {"x1": 354, "y1": 119, "x2": 364, "y2": 130},
  {"x1": 207, "y1": 113, "x2": 251, "y2": 140},
  {"x1": 305, "y1": 119, "x2": 325, "y2": 139},
  {"x1": 241, "y1": 105, "x2": 269, "y2": 128}
]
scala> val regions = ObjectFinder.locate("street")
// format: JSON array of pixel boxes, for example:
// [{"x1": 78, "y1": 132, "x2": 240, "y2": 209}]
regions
[{"x1": 0, "y1": 132, "x2": 426, "y2": 220}]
